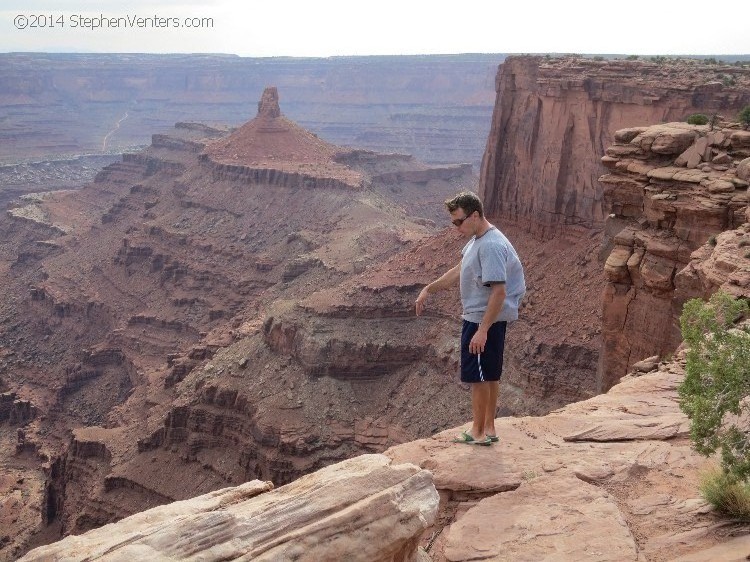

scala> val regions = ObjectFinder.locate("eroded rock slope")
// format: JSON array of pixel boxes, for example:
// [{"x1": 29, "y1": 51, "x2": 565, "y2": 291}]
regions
[{"x1": 0, "y1": 88, "x2": 478, "y2": 559}]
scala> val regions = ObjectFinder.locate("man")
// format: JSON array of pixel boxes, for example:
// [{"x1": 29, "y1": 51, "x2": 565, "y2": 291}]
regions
[{"x1": 415, "y1": 191, "x2": 525, "y2": 445}]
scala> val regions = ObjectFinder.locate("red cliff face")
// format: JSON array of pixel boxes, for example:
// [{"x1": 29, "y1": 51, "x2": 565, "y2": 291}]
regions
[{"x1": 479, "y1": 56, "x2": 750, "y2": 239}]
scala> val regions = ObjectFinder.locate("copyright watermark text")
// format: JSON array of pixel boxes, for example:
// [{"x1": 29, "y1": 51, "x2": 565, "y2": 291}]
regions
[{"x1": 13, "y1": 13, "x2": 214, "y2": 31}]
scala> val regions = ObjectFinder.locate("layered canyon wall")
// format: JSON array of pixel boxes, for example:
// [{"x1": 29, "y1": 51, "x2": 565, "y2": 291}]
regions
[
  {"x1": 479, "y1": 56, "x2": 750, "y2": 239},
  {"x1": 477, "y1": 55, "x2": 750, "y2": 395}
]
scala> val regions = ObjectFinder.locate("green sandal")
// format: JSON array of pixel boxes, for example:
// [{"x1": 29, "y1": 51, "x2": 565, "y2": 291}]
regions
[{"x1": 451, "y1": 431, "x2": 491, "y2": 446}]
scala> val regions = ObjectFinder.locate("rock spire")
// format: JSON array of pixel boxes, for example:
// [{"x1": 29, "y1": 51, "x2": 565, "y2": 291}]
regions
[{"x1": 257, "y1": 86, "x2": 281, "y2": 119}]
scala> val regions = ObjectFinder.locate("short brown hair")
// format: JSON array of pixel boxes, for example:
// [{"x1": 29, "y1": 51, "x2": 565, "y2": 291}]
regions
[{"x1": 444, "y1": 191, "x2": 484, "y2": 217}]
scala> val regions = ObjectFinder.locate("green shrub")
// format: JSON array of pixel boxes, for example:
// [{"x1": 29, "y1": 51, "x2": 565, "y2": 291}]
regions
[
  {"x1": 678, "y1": 291, "x2": 750, "y2": 480},
  {"x1": 739, "y1": 239, "x2": 750, "y2": 247},
  {"x1": 687, "y1": 114, "x2": 710, "y2": 125},
  {"x1": 626, "y1": 55, "x2": 639, "y2": 60},
  {"x1": 700, "y1": 467, "x2": 750, "y2": 519},
  {"x1": 739, "y1": 106, "x2": 750, "y2": 127},
  {"x1": 708, "y1": 235, "x2": 717, "y2": 246}
]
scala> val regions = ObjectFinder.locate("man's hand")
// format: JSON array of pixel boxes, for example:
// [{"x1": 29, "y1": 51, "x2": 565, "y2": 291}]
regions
[
  {"x1": 469, "y1": 328, "x2": 487, "y2": 354},
  {"x1": 415, "y1": 264, "x2": 459, "y2": 317},
  {"x1": 415, "y1": 286, "x2": 429, "y2": 316}
]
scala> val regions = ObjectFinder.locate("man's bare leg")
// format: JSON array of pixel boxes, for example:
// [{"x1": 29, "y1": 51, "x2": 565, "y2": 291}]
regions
[
  {"x1": 484, "y1": 381, "x2": 500, "y2": 437},
  {"x1": 470, "y1": 382, "x2": 491, "y2": 440}
]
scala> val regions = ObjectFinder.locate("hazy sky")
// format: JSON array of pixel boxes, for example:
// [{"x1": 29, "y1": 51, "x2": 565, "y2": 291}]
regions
[{"x1": 2, "y1": 0, "x2": 749, "y2": 57}]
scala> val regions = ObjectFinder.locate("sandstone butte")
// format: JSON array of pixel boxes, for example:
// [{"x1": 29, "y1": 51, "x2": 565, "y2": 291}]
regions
[
  {"x1": 1, "y1": 56, "x2": 750, "y2": 560},
  {"x1": 203, "y1": 87, "x2": 365, "y2": 189}
]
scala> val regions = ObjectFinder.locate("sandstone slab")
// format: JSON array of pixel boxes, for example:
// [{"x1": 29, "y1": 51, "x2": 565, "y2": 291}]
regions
[
  {"x1": 671, "y1": 169, "x2": 708, "y2": 183},
  {"x1": 668, "y1": 533, "x2": 750, "y2": 561},
  {"x1": 675, "y1": 143, "x2": 703, "y2": 168},
  {"x1": 615, "y1": 127, "x2": 649, "y2": 143},
  {"x1": 562, "y1": 414, "x2": 689, "y2": 442},
  {"x1": 702, "y1": 178, "x2": 735, "y2": 193},
  {"x1": 640, "y1": 254, "x2": 676, "y2": 292},
  {"x1": 442, "y1": 475, "x2": 638, "y2": 562},
  {"x1": 637, "y1": 126, "x2": 697, "y2": 155},
  {"x1": 730, "y1": 131, "x2": 750, "y2": 149},
  {"x1": 20, "y1": 454, "x2": 438, "y2": 562},
  {"x1": 631, "y1": 355, "x2": 659, "y2": 372}
]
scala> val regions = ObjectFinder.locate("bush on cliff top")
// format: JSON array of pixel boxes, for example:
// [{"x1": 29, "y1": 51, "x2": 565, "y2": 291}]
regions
[
  {"x1": 686, "y1": 113, "x2": 710, "y2": 125},
  {"x1": 739, "y1": 106, "x2": 750, "y2": 128},
  {"x1": 679, "y1": 291, "x2": 750, "y2": 481}
]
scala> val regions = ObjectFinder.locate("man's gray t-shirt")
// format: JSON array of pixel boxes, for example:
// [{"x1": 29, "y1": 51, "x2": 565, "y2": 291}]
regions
[{"x1": 460, "y1": 227, "x2": 526, "y2": 324}]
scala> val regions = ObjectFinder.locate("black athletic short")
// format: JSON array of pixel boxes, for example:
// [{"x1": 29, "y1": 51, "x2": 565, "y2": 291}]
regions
[{"x1": 460, "y1": 320, "x2": 507, "y2": 383}]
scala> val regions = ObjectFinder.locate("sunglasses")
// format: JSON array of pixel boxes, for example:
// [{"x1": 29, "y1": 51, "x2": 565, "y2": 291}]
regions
[{"x1": 451, "y1": 212, "x2": 474, "y2": 227}]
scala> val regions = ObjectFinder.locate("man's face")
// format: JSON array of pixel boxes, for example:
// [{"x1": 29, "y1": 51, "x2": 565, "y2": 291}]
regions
[{"x1": 450, "y1": 208, "x2": 476, "y2": 237}]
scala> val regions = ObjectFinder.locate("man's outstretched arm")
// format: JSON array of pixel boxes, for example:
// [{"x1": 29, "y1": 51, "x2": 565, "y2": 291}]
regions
[{"x1": 415, "y1": 263, "x2": 460, "y2": 316}]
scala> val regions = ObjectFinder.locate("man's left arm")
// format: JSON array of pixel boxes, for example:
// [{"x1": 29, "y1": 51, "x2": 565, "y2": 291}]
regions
[{"x1": 468, "y1": 283, "x2": 506, "y2": 354}]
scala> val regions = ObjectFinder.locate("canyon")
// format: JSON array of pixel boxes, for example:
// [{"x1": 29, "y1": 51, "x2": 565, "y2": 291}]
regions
[
  {"x1": 1, "y1": 54, "x2": 749, "y2": 560},
  {"x1": 0, "y1": 86, "x2": 487, "y2": 558}
]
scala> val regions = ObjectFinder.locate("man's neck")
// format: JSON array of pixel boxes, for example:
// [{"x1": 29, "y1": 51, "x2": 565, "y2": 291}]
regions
[{"x1": 474, "y1": 218, "x2": 494, "y2": 238}]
